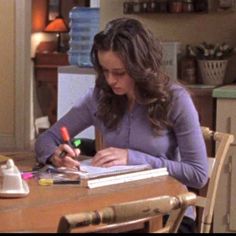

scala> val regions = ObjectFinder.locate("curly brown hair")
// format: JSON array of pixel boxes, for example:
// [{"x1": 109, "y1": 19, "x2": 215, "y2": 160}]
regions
[{"x1": 91, "y1": 17, "x2": 174, "y2": 135}]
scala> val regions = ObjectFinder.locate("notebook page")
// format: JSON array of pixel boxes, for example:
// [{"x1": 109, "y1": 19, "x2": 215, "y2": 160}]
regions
[{"x1": 79, "y1": 159, "x2": 151, "y2": 178}]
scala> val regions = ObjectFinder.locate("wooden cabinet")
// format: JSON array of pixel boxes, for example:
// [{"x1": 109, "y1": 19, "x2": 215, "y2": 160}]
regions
[
  {"x1": 212, "y1": 84, "x2": 236, "y2": 233},
  {"x1": 123, "y1": 0, "x2": 236, "y2": 14},
  {"x1": 34, "y1": 52, "x2": 69, "y2": 125},
  {"x1": 188, "y1": 85, "x2": 216, "y2": 155}
]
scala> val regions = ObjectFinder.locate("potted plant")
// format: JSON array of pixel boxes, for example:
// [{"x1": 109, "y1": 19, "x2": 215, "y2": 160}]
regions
[{"x1": 187, "y1": 42, "x2": 235, "y2": 85}]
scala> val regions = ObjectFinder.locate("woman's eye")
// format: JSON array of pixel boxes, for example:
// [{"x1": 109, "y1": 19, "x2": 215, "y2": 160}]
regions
[
  {"x1": 103, "y1": 70, "x2": 126, "y2": 78},
  {"x1": 102, "y1": 70, "x2": 109, "y2": 77},
  {"x1": 113, "y1": 71, "x2": 126, "y2": 77}
]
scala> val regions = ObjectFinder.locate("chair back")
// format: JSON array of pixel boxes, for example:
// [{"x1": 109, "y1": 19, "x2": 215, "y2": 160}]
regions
[
  {"x1": 57, "y1": 192, "x2": 197, "y2": 233},
  {"x1": 197, "y1": 127, "x2": 234, "y2": 233},
  {"x1": 34, "y1": 116, "x2": 50, "y2": 136}
]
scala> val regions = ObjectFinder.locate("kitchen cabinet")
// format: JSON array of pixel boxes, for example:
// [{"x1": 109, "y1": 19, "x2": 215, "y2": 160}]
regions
[
  {"x1": 212, "y1": 84, "x2": 236, "y2": 233},
  {"x1": 34, "y1": 52, "x2": 69, "y2": 125},
  {"x1": 123, "y1": 0, "x2": 236, "y2": 14}
]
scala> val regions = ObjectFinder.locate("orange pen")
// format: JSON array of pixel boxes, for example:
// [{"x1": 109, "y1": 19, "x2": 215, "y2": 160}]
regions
[
  {"x1": 59, "y1": 126, "x2": 74, "y2": 158},
  {"x1": 59, "y1": 126, "x2": 81, "y2": 159}
]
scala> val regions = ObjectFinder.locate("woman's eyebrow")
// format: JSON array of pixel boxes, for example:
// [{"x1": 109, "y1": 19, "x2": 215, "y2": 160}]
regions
[
  {"x1": 101, "y1": 66, "x2": 125, "y2": 72},
  {"x1": 111, "y1": 68, "x2": 126, "y2": 72}
]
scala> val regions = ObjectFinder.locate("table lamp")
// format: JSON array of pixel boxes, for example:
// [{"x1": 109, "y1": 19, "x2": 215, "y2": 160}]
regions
[{"x1": 44, "y1": 15, "x2": 69, "y2": 52}]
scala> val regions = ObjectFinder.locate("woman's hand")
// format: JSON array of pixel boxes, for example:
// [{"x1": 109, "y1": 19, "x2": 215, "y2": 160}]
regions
[
  {"x1": 50, "y1": 144, "x2": 81, "y2": 169},
  {"x1": 91, "y1": 147, "x2": 128, "y2": 167}
]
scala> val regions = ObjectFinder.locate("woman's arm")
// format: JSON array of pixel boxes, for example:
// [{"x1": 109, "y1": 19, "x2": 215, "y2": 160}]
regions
[
  {"x1": 35, "y1": 89, "x2": 96, "y2": 165},
  {"x1": 128, "y1": 88, "x2": 209, "y2": 189}
]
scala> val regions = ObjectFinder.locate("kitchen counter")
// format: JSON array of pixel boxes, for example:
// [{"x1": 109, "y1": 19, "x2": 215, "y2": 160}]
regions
[
  {"x1": 213, "y1": 84, "x2": 236, "y2": 98},
  {"x1": 213, "y1": 83, "x2": 236, "y2": 233}
]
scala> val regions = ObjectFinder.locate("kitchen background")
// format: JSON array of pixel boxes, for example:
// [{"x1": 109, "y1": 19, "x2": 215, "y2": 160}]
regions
[
  {"x1": 0, "y1": 0, "x2": 236, "y2": 148},
  {"x1": 0, "y1": 0, "x2": 236, "y2": 232}
]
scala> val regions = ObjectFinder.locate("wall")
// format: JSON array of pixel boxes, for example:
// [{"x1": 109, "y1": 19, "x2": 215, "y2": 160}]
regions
[
  {"x1": 31, "y1": 0, "x2": 47, "y2": 32},
  {"x1": 0, "y1": 0, "x2": 14, "y2": 135},
  {"x1": 0, "y1": 0, "x2": 31, "y2": 150},
  {"x1": 99, "y1": 0, "x2": 236, "y2": 83}
]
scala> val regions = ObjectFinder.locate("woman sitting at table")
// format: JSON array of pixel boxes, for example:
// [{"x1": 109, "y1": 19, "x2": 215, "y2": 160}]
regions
[{"x1": 35, "y1": 17, "x2": 208, "y2": 233}]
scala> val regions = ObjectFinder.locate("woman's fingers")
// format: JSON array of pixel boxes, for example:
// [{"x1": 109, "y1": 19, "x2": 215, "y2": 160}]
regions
[
  {"x1": 74, "y1": 148, "x2": 81, "y2": 159},
  {"x1": 52, "y1": 144, "x2": 81, "y2": 169},
  {"x1": 91, "y1": 148, "x2": 113, "y2": 166},
  {"x1": 91, "y1": 147, "x2": 128, "y2": 167}
]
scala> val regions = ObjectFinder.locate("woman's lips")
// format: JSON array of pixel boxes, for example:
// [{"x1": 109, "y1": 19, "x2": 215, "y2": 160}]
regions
[{"x1": 112, "y1": 87, "x2": 121, "y2": 92}]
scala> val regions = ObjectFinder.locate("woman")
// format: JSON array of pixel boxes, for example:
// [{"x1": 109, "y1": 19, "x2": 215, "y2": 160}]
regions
[{"x1": 35, "y1": 17, "x2": 208, "y2": 232}]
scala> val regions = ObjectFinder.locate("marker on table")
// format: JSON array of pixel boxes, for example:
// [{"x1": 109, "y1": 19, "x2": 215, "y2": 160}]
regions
[
  {"x1": 38, "y1": 178, "x2": 80, "y2": 186},
  {"x1": 59, "y1": 126, "x2": 81, "y2": 158}
]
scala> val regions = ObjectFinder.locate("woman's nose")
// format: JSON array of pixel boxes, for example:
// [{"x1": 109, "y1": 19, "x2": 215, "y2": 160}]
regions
[{"x1": 106, "y1": 73, "x2": 117, "y2": 85}]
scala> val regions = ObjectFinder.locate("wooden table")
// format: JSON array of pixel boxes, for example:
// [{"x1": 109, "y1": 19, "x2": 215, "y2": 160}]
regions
[{"x1": 0, "y1": 152, "x2": 188, "y2": 233}]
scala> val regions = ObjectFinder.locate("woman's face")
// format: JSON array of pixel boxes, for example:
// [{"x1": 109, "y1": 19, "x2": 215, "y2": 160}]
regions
[{"x1": 98, "y1": 50, "x2": 135, "y2": 101}]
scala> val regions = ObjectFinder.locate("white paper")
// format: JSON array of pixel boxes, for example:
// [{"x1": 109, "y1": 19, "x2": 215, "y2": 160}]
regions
[
  {"x1": 57, "y1": 159, "x2": 151, "y2": 179},
  {"x1": 79, "y1": 159, "x2": 151, "y2": 178}
]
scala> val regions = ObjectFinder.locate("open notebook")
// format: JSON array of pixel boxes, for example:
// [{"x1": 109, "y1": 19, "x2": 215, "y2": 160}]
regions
[
  {"x1": 37, "y1": 159, "x2": 168, "y2": 188},
  {"x1": 78, "y1": 159, "x2": 151, "y2": 178},
  {"x1": 57, "y1": 159, "x2": 168, "y2": 188},
  {"x1": 53, "y1": 159, "x2": 151, "y2": 178}
]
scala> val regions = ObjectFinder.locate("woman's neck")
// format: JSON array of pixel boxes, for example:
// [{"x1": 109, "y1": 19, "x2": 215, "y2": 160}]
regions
[
  {"x1": 126, "y1": 91, "x2": 136, "y2": 111},
  {"x1": 128, "y1": 97, "x2": 135, "y2": 112}
]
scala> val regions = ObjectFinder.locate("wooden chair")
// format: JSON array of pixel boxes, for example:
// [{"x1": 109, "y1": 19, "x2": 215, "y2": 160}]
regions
[
  {"x1": 57, "y1": 192, "x2": 197, "y2": 233},
  {"x1": 196, "y1": 127, "x2": 234, "y2": 233}
]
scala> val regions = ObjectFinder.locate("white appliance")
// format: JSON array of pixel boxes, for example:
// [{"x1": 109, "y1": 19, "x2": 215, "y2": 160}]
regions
[
  {"x1": 58, "y1": 67, "x2": 96, "y2": 139},
  {"x1": 161, "y1": 41, "x2": 182, "y2": 80}
]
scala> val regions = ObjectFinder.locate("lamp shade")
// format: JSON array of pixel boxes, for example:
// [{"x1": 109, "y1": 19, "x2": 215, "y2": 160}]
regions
[
  {"x1": 44, "y1": 16, "x2": 69, "y2": 33},
  {"x1": 44, "y1": 15, "x2": 69, "y2": 52}
]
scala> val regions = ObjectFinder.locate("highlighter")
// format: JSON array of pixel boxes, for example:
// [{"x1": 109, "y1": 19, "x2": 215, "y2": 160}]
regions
[
  {"x1": 59, "y1": 126, "x2": 81, "y2": 158},
  {"x1": 38, "y1": 178, "x2": 80, "y2": 186}
]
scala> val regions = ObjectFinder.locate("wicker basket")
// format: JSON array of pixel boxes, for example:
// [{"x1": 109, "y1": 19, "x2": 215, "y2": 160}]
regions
[{"x1": 198, "y1": 60, "x2": 228, "y2": 86}]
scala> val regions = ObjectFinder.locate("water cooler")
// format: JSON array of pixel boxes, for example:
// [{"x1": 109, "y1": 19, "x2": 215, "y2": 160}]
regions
[{"x1": 68, "y1": 7, "x2": 100, "y2": 67}]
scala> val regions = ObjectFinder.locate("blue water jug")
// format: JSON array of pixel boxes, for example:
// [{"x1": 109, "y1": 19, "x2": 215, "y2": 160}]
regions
[{"x1": 68, "y1": 7, "x2": 100, "y2": 67}]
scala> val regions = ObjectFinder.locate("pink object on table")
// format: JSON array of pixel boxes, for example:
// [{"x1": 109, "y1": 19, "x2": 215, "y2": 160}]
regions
[{"x1": 21, "y1": 172, "x2": 34, "y2": 180}]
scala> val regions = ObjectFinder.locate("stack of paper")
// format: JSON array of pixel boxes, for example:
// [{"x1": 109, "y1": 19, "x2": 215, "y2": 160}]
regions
[{"x1": 80, "y1": 167, "x2": 169, "y2": 189}]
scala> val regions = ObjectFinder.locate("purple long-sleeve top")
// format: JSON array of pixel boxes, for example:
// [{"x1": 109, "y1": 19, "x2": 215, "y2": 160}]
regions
[{"x1": 35, "y1": 84, "x2": 208, "y2": 219}]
